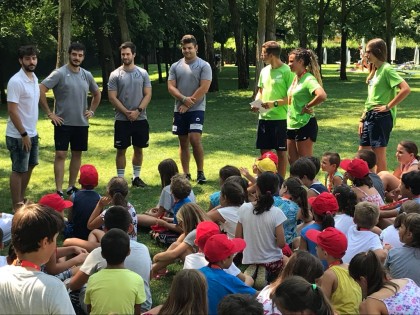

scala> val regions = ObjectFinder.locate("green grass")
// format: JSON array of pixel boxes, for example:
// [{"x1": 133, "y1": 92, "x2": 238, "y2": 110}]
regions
[{"x1": 0, "y1": 64, "x2": 419, "y2": 305}]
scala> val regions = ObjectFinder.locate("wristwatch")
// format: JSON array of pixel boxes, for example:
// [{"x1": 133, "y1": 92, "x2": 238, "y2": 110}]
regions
[
  {"x1": 273, "y1": 100, "x2": 279, "y2": 107},
  {"x1": 137, "y1": 107, "x2": 143, "y2": 113}
]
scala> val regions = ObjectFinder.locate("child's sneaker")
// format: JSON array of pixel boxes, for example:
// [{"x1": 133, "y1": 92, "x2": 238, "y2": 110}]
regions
[
  {"x1": 56, "y1": 191, "x2": 64, "y2": 199},
  {"x1": 66, "y1": 186, "x2": 79, "y2": 196},
  {"x1": 197, "y1": 171, "x2": 207, "y2": 184},
  {"x1": 132, "y1": 177, "x2": 147, "y2": 187}
]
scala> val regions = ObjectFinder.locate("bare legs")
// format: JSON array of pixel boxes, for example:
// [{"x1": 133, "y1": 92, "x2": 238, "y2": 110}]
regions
[
  {"x1": 10, "y1": 166, "x2": 34, "y2": 210},
  {"x1": 288, "y1": 139, "x2": 314, "y2": 165},
  {"x1": 178, "y1": 132, "x2": 204, "y2": 175},
  {"x1": 55, "y1": 150, "x2": 82, "y2": 192}
]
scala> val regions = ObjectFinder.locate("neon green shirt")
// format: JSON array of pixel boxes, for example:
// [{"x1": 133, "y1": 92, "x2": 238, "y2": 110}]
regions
[
  {"x1": 365, "y1": 62, "x2": 404, "y2": 125},
  {"x1": 258, "y1": 63, "x2": 294, "y2": 120},
  {"x1": 287, "y1": 72, "x2": 321, "y2": 129}
]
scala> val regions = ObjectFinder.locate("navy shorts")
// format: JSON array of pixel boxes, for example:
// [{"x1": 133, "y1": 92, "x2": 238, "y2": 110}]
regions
[
  {"x1": 172, "y1": 111, "x2": 205, "y2": 135},
  {"x1": 359, "y1": 110, "x2": 393, "y2": 148},
  {"x1": 55, "y1": 125, "x2": 88, "y2": 151},
  {"x1": 287, "y1": 117, "x2": 318, "y2": 142},
  {"x1": 256, "y1": 119, "x2": 287, "y2": 151},
  {"x1": 114, "y1": 120, "x2": 150, "y2": 149},
  {"x1": 6, "y1": 135, "x2": 39, "y2": 173}
]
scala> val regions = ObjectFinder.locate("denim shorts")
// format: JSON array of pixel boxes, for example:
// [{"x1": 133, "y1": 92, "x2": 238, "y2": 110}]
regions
[
  {"x1": 6, "y1": 135, "x2": 39, "y2": 173},
  {"x1": 359, "y1": 110, "x2": 393, "y2": 148}
]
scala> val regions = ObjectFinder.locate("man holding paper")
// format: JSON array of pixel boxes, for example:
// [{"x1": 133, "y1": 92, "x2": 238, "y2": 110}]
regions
[{"x1": 252, "y1": 41, "x2": 294, "y2": 177}]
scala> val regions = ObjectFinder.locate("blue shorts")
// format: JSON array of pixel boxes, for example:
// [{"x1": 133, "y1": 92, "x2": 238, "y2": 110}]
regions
[
  {"x1": 172, "y1": 111, "x2": 205, "y2": 135},
  {"x1": 287, "y1": 117, "x2": 318, "y2": 142},
  {"x1": 256, "y1": 119, "x2": 287, "y2": 151},
  {"x1": 6, "y1": 135, "x2": 39, "y2": 173},
  {"x1": 359, "y1": 110, "x2": 393, "y2": 148}
]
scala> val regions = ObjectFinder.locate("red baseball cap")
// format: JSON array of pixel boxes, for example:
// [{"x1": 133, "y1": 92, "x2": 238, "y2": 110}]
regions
[
  {"x1": 340, "y1": 158, "x2": 369, "y2": 179},
  {"x1": 308, "y1": 192, "x2": 339, "y2": 216},
  {"x1": 203, "y1": 234, "x2": 246, "y2": 263},
  {"x1": 259, "y1": 151, "x2": 278, "y2": 166},
  {"x1": 79, "y1": 164, "x2": 98, "y2": 187},
  {"x1": 306, "y1": 227, "x2": 347, "y2": 259},
  {"x1": 195, "y1": 221, "x2": 220, "y2": 249},
  {"x1": 39, "y1": 194, "x2": 73, "y2": 212}
]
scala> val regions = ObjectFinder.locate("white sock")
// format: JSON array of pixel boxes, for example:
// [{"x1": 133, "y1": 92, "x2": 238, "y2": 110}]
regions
[
  {"x1": 117, "y1": 169, "x2": 125, "y2": 177},
  {"x1": 133, "y1": 165, "x2": 141, "y2": 179}
]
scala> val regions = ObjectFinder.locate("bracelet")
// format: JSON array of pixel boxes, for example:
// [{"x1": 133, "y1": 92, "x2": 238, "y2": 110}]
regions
[
  {"x1": 385, "y1": 104, "x2": 389, "y2": 110},
  {"x1": 47, "y1": 112, "x2": 53, "y2": 117},
  {"x1": 181, "y1": 96, "x2": 187, "y2": 103},
  {"x1": 89, "y1": 110, "x2": 95, "y2": 116},
  {"x1": 304, "y1": 104, "x2": 311, "y2": 110},
  {"x1": 359, "y1": 118, "x2": 365, "y2": 123}
]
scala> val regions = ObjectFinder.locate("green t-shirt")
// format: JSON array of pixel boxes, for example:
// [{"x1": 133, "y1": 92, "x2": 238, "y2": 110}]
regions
[
  {"x1": 287, "y1": 72, "x2": 321, "y2": 129},
  {"x1": 365, "y1": 62, "x2": 403, "y2": 124},
  {"x1": 258, "y1": 63, "x2": 294, "y2": 120}
]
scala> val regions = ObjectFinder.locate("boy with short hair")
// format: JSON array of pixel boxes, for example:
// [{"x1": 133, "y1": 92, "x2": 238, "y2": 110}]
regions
[
  {"x1": 342, "y1": 201, "x2": 387, "y2": 263},
  {"x1": 290, "y1": 157, "x2": 328, "y2": 197},
  {"x1": 307, "y1": 227, "x2": 361, "y2": 314},
  {"x1": 200, "y1": 233, "x2": 256, "y2": 315},
  {"x1": 218, "y1": 293, "x2": 264, "y2": 315},
  {"x1": 85, "y1": 228, "x2": 145, "y2": 315},
  {"x1": 321, "y1": 152, "x2": 343, "y2": 192},
  {"x1": 0, "y1": 203, "x2": 75, "y2": 314}
]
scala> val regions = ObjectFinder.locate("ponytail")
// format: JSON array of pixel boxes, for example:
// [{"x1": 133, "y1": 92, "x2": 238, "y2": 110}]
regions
[
  {"x1": 254, "y1": 172, "x2": 279, "y2": 215},
  {"x1": 107, "y1": 177, "x2": 129, "y2": 207},
  {"x1": 283, "y1": 177, "x2": 309, "y2": 220},
  {"x1": 290, "y1": 48, "x2": 323, "y2": 86},
  {"x1": 317, "y1": 212, "x2": 335, "y2": 230}
]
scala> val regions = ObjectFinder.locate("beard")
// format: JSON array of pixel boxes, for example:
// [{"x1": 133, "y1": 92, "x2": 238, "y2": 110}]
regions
[
  {"x1": 122, "y1": 58, "x2": 133, "y2": 66},
  {"x1": 69, "y1": 59, "x2": 81, "y2": 67},
  {"x1": 23, "y1": 64, "x2": 36, "y2": 72}
]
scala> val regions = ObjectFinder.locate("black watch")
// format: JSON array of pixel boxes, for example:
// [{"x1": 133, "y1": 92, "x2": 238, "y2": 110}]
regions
[
  {"x1": 273, "y1": 100, "x2": 279, "y2": 107},
  {"x1": 20, "y1": 131, "x2": 28, "y2": 137},
  {"x1": 137, "y1": 107, "x2": 143, "y2": 113}
]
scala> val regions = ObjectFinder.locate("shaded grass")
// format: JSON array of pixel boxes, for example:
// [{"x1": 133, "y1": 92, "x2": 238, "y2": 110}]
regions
[{"x1": 0, "y1": 64, "x2": 418, "y2": 305}]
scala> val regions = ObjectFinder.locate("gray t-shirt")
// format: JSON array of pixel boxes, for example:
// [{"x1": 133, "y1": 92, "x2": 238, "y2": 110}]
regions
[
  {"x1": 41, "y1": 65, "x2": 99, "y2": 126},
  {"x1": 184, "y1": 229, "x2": 198, "y2": 252},
  {"x1": 369, "y1": 172, "x2": 385, "y2": 201},
  {"x1": 168, "y1": 57, "x2": 212, "y2": 112},
  {"x1": 386, "y1": 246, "x2": 420, "y2": 286},
  {"x1": 108, "y1": 66, "x2": 151, "y2": 121}
]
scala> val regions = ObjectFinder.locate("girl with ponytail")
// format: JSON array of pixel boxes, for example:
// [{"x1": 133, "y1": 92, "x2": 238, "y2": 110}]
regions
[
  {"x1": 235, "y1": 171, "x2": 287, "y2": 288},
  {"x1": 287, "y1": 48, "x2": 327, "y2": 164}
]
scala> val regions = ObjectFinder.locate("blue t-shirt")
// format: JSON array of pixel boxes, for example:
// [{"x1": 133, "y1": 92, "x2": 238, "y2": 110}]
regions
[
  {"x1": 209, "y1": 191, "x2": 221, "y2": 209},
  {"x1": 274, "y1": 196, "x2": 299, "y2": 245},
  {"x1": 71, "y1": 189, "x2": 101, "y2": 240},
  {"x1": 200, "y1": 266, "x2": 256, "y2": 315},
  {"x1": 309, "y1": 181, "x2": 328, "y2": 195},
  {"x1": 301, "y1": 222, "x2": 322, "y2": 256},
  {"x1": 173, "y1": 197, "x2": 191, "y2": 224}
]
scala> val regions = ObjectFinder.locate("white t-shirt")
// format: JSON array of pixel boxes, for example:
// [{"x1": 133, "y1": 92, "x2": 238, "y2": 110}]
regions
[
  {"x1": 334, "y1": 213, "x2": 354, "y2": 236},
  {"x1": 381, "y1": 225, "x2": 404, "y2": 249},
  {"x1": 6, "y1": 69, "x2": 39, "y2": 138},
  {"x1": 238, "y1": 202, "x2": 287, "y2": 264},
  {"x1": 218, "y1": 206, "x2": 240, "y2": 239},
  {"x1": 342, "y1": 224, "x2": 383, "y2": 264},
  {"x1": 183, "y1": 252, "x2": 241, "y2": 276},
  {"x1": 80, "y1": 239, "x2": 152, "y2": 309},
  {"x1": 0, "y1": 265, "x2": 75, "y2": 314},
  {"x1": 0, "y1": 213, "x2": 14, "y2": 244},
  {"x1": 100, "y1": 202, "x2": 138, "y2": 240},
  {"x1": 158, "y1": 185, "x2": 195, "y2": 214},
  {"x1": 0, "y1": 256, "x2": 8, "y2": 267},
  {"x1": 257, "y1": 285, "x2": 282, "y2": 315}
]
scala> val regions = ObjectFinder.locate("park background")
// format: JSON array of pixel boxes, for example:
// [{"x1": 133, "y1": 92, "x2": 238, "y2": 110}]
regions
[{"x1": 0, "y1": 0, "x2": 419, "y2": 305}]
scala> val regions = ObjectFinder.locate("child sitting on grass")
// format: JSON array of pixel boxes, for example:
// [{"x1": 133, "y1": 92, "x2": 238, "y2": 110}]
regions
[
  {"x1": 307, "y1": 227, "x2": 362, "y2": 314},
  {"x1": 321, "y1": 151, "x2": 343, "y2": 192},
  {"x1": 208, "y1": 165, "x2": 241, "y2": 210},
  {"x1": 333, "y1": 184, "x2": 357, "y2": 236},
  {"x1": 85, "y1": 228, "x2": 145, "y2": 315},
  {"x1": 290, "y1": 157, "x2": 328, "y2": 198}
]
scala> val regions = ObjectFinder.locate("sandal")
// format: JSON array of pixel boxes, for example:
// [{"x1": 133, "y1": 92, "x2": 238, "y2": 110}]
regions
[{"x1": 152, "y1": 268, "x2": 169, "y2": 280}]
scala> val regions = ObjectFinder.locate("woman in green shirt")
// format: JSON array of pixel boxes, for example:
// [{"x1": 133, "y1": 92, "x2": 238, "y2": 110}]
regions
[
  {"x1": 287, "y1": 48, "x2": 327, "y2": 164},
  {"x1": 359, "y1": 38, "x2": 411, "y2": 173}
]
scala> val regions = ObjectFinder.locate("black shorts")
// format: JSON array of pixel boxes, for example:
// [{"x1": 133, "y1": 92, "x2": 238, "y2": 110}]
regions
[
  {"x1": 172, "y1": 111, "x2": 205, "y2": 135},
  {"x1": 287, "y1": 117, "x2": 318, "y2": 142},
  {"x1": 55, "y1": 125, "x2": 89, "y2": 151},
  {"x1": 114, "y1": 120, "x2": 149, "y2": 149},
  {"x1": 256, "y1": 119, "x2": 287, "y2": 151},
  {"x1": 359, "y1": 110, "x2": 393, "y2": 148}
]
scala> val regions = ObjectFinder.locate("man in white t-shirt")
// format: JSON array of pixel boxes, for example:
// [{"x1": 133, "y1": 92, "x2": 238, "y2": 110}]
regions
[
  {"x1": 6, "y1": 45, "x2": 40, "y2": 210},
  {"x1": 68, "y1": 206, "x2": 152, "y2": 313}
]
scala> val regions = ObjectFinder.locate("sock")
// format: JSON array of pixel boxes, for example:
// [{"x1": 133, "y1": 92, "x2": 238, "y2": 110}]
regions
[
  {"x1": 117, "y1": 169, "x2": 125, "y2": 178},
  {"x1": 133, "y1": 165, "x2": 141, "y2": 179}
]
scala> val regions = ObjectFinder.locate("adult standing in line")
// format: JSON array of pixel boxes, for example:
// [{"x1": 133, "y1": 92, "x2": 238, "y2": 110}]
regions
[
  {"x1": 168, "y1": 35, "x2": 212, "y2": 184},
  {"x1": 287, "y1": 48, "x2": 327, "y2": 164},
  {"x1": 108, "y1": 42, "x2": 152, "y2": 187},
  {"x1": 358, "y1": 38, "x2": 411, "y2": 173},
  {"x1": 255, "y1": 41, "x2": 294, "y2": 178},
  {"x1": 6, "y1": 45, "x2": 40, "y2": 210},
  {"x1": 40, "y1": 42, "x2": 101, "y2": 198}
]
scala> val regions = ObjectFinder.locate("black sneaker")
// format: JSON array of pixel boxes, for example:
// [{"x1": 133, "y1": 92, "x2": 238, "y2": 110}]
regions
[
  {"x1": 197, "y1": 171, "x2": 207, "y2": 184},
  {"x1": 185, "y1": 173, "x2": 192, "y2": 181},
  {"x1": 132, "y1": 177, "x2": 147, "y2": 187},
  {"x1": 66, "y1": 186, "x2": 79, "y2": 196},
  {"x1": 56, "y1": 191, "x2": 64, "y2": 199}
]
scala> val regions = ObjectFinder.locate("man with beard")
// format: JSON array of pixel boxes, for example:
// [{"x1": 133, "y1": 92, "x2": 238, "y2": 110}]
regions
[
  {"x1": 108, "y1": 42, "x2": 152, "y2": 187},
  {"x1": 6, "y1": 45, "x2": 41, "y2": 210},
  {"x1": 40, "y1": 42, "x2": 101, "y2": 198}
]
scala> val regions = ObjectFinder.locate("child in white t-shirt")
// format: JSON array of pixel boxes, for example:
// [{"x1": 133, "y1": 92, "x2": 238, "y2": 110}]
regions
[{"x1": 333, "y1": 185, "x2": 357, "y2": 236}]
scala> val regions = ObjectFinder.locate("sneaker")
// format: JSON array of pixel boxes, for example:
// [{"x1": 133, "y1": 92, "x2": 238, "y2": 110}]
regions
[
  {"x1": 132, "y1": 177, "x2": 147, "y2": 187},
  {"x1": 185, "y1": 173, "x2": 192, "y2": 181},
  {"x1": 197, "y1": 171, "x2": 207, "y2": 184},
  {"x1": 56, "y1": 191, "x2": 64, "y2": 199},
  {"x1": 254, "y1": 265, "x2": 267, "y2": 290},
  {"x1": 66, "y1": 186, "x2": 79, "y2": 196}
]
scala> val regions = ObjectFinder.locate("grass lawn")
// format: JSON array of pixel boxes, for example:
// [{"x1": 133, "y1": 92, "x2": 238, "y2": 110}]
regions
[{"x1": 0, "y1": 64, "x2": 418, "y2": 305}]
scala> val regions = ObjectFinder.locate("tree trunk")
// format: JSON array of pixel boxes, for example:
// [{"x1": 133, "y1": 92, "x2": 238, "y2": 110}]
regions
[
  {"x1": 340, "y1": 0, "x2": 348, "y2": 80},
  {"x1": 156, "y1": 47, "x2": 164, "y2": 83},
  {"x1": 316, "y1": 0, "x2": 330, "y2": 72},
  {"x1": 115, "y1": 0, "x2": 131, "y2": 42},
  {"x1": 254, "y1": 0, "x2": 266, "y2": 95},
  {"x1": 385, "y1": 0, "x2": 392, "y2": 63},
  {"x1": 228, "y1": 0, "x2": 248, "y2": 89},
  {"x1": 0, "y1": 50, "x2": 6, "y2": 104},
  {"x1": 204, "y1": 0, "x2": 218, "y2": 92},
  {"x1": 266, "y1": 0, "x2": 276, "y2": 41},
  {"x1": 56, "y1": 0, "x2": 71, "y2": 68},
  {"x1": 296, "y1": 0, "x2": 307, "y2": 47}
]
